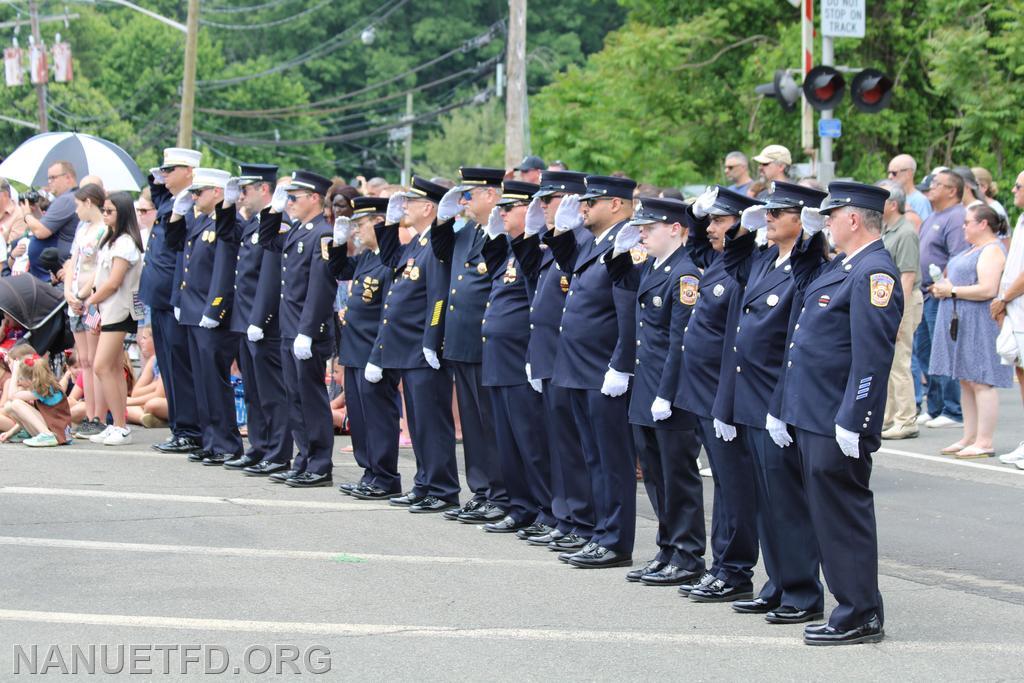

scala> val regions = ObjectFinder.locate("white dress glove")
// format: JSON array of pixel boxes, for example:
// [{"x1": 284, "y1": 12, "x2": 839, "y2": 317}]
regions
[
  {"x1": 524, "y1": 197, "x2": 546, "y2": 237},
  {"x1": 554, "y1": 194, "x2": 584, "y2": 233},
  {"x1": 172, "y1": 190, "x2": 194, "y2": 217},
  {"x1": 651, "y1": 397, "x2": 672, "y2": 422},
  {"x1": 741, "y1": 205, "x2": 767, "y2": 231},
  {"x1": 600, "y1": 367, "x2": 630, "y2": 397},
  {"x1": 835, "y1": 424, "x2": 860, "y2": 459},
  {"x1": 437, "y1": 187, "x2": 463, "y2": 223},
  {"x1": 485, "y1": 206, "x2": 506, "y2": 239},
  {"x1": 386, "y1": 193, "x2": 406, "y2": 225},
  {"x1": 766, "y1": 413, "x2": 793, "y2": 448},
  {"x1": 713, "y1": 418, "x2": 737, "y2": 442},
  {"x1": 613, "y1": 221, "x2": 642, "y2": 255},
  {"x1": 292, "y1": 334, "x2": 313, "y2": 360},
  {"x1": 199, "y1": 315, "x2": 219, "y2": 329},
  {"x1": 526, "y1": 363, "x2": 543, "y2": 394},
  {"x1": 333, "y1": 216, "x2": 352, "y2": 246},
  {"x1": 270, "y1": 185, "x2": 288, "y2": 213},
  {"x1": 223, "y1": 177, "x2": 241, "y2": 205},
  {"x1": 364, "y1": 362, "x2": 383, "y2": 384},
  {"x1": 149, "y1": 167, "x2": 166, "y2": 185},
  {"x1": 246, "y1": 325, "x2": 264, "y2": 342},
  {"x1": 173, "y1": 307, "x2": 181, "y2": 321},
  {"x1": 801, "y1": 206, "x2": 826, "y2": 235},
  {"x1": 692, "y1": 186, "x2": 719, "y2": 218},
  {"x1": 422, "y1": 347, "x2": 441, "y2": 370}
]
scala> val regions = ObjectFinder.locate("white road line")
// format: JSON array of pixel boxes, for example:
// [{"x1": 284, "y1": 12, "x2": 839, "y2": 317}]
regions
[
  {"x1": 0, "y1": 536, "x2": 556, "y2": 567},
  {"x1": 0, "y1": 609, "x2": 1016, "y2": 654},
  {"x1": 0, "y1": 486, "x2": 395, "y2": 511},
  {"x1": 878, "y1": 447, "x2": 1024, "y2": 476}
]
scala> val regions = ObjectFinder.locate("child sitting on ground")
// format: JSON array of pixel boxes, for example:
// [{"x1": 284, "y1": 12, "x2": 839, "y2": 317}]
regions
[{"x1": 0, "y1": 345, "x2": 73, "y2": 447}]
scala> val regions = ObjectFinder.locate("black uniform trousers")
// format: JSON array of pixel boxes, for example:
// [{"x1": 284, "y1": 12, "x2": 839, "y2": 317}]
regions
[
  {"x1": 695, "y1": 417, "x2": 758, "y2": 588},
  {"x1": 489, "y1": 384, "x2": 555, "y2": 526},
  {"x1": 239, "y1": 335, "x2": 292, "y2": 465},
  {"x1": 186, "y1": 325, "x2": 242, "y2": 456},
  {"x1": 542, "y1": 381, "x2": 591, "y2": 535},
  {"x1": 568, "y1": 388, "x2": 636, "y2": 554},
  {"x1": 796, "y1": 428, "x2": 883, "y2": 630},
  {"x1": 280, "y1": 336, "x2": 334, "y2": 476},
  {"x1": 401, "y1": 366, "x2": 460, "y2": 503},
  {"x1": 151, "y1": 307, "x2": 200, "y2": 440},
  {"x1": 745, "y1": 426, "x2": 823, "y2": 611},
  {"x1": 633, "y1": 425, "x2": 705, "y2": 571},
  {"x1": 345, "y1": 366, "x2": 402, "y2": 493},
  {"x1": 451, "y1": 361, "x2": 507, "y2": 507}
]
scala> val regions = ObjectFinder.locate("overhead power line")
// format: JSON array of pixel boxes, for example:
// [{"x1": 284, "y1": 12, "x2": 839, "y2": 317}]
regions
[{"x1": 198, "y1": 0, "x2": 331, "y2": 30}]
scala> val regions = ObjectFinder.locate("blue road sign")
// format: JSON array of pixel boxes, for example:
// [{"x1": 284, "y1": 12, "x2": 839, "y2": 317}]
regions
[{"x1": 819, "y1": 118, "x2": 842, "y2": 138}]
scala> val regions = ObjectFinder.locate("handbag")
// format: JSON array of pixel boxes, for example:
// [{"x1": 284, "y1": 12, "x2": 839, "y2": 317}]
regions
[
  {"x1": 996, "y1": 317, "x2": 1019, "y2": 365},
  {"x1": 949, "y1": 298, "x2": 958, "y2": 341}
]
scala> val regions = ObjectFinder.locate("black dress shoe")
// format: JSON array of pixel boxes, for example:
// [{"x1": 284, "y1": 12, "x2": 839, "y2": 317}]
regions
[
  {"x1": 569, "y1": 546, "x2": 632, "y2": 569},
  {"x1": 350, "y1": 485, "x2": 401, "y2": 501},
  {"x1": 457, "y1": 502, "x2": 504, "y2": 523},
  {"x1": 155, "y1": 436, "x2": 201, "y2": 453},
  {"x1": 443, "y1": 498, "x2": 482, "y2": 520},
  {"x1": 640, "y1": 565, "x2": 703, "y2": 586},
  {"x1": 187, "y1": 449, "x2": 213, "y2": 463},
  {"x1": 390, "y1": 491, "x2": 426, "y2": 506},
  {"x1": 678, "y1": 571, "x2": 717, "y2": 596},
  {"x1": 766, "y1": 606, "x2": 825, "y2": 625},
  {"x1": 558, "y1": 541, "x2": 598, "y2": 563},
  {"x1": 223, "y1": 454, "x2": 261, "y2": 470},
  {"x1": 408, "y1": 496, "x2": 459, "y2": 514},
  {"x1": 733, "y1": 597, "x2": 781, "y2": 614},
  {"x1": 483, "y1": 516, "x2": 532, "y2": 533},
  {"x1": 285, "y1": 472, "x2": 333, "y2": 488},
  {"x1": 337, "y1": 482, "x2": 360, "y2": 496},
  {"x1": 201, "y1": 453, "x2": 234, "y2": 466},
  {"x1": 269, "y1": 469, "x2": 299, "y2": 483},
  {"x1": 550, "y1": 532, "x2": 587, "y2": 551},
  {"x1": 516, "y1": 522, "x2": 553, "y2": 540},
  {"x1": 688, "y1": 578, "x2": 754, "y2": 603},
  {"x1": 243, "y1": 461, "x2": 289, "y2": 476},
  {"x1": 804, "y1": 615, "x2": 883, "y2": 646},
  {"x1": 526, "y1": 529, "x2": 565, "y2": 546},
  {"x1": 626, "y1": 559, "x2": 666, "y2": 583}
]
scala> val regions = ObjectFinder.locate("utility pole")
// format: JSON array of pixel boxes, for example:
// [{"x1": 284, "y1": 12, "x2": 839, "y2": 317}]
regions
[
  {"x1": 818, "y1": 34, "x2": 835, "y2": 184},
  {"x1": 504, "y1": 0, "x2": 526, "y2": 170},
  {"x1": 178, "y1": 0, "x2": 200, "y2": 147},
  {"x1": 800, "y1": 0, "x2": 813, "y2": 155},
  {"x1": 28, "y1": 1, "x2": 47, "y2": 132},
  {"x1": 402, "y1": 92, "x2": 413, "y2": 186}
]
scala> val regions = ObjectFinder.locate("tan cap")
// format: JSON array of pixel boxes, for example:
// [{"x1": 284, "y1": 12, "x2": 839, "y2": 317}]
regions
[{"x1": 753, "y1": 144, "x2": 792, "y2": 166}]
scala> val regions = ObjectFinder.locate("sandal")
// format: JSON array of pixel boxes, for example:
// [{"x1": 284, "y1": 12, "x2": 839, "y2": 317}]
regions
[
  {"x1": 940, "y1": 443, "x2": 967, "y2": 454},
  {"x1": 955, "y1": 447, "x2": 995, "y2": 459}
]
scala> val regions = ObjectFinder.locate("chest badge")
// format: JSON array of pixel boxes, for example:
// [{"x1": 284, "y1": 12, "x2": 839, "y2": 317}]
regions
[
  {"x1": 409, "y1": 265, "x2": 421, "y2": 281},
  {"x1": 477, "y1": 262, "x2": 488, "y2": 275},
  {"x1": 766, "y1": 294, "x2": 780, "y2": 307},
  {"x1": 361, "y1": 276, "x2": 380, "y2": 303},
  {"x1": 503, "y1": 258, "x2": 518, "y2": 284},
  {"x1": 251, "y1": 232, "x2": 259, "y2": 245},
  {"x1": 713, "y1": 283, "x2": 725, "y2": 298},
  {"x1": 560, "y1": 275, "x2": 569, "y2": 294},
  {"x1": 652, "y1": 295, "x2": 663, "y2": 308},
  {"x1": 818, "y1": 294, "x2": 831, "y2": 307}
]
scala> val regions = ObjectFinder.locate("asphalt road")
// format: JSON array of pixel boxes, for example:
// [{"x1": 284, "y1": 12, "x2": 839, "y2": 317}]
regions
[{"x1": 1, "y1": 390, "x2": 1023, "y2": 680}]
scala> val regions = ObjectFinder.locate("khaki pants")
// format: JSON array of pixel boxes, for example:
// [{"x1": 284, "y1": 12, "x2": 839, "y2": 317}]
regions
[{"x1": 884, "y1": 288, "x2": 924, "y2": 430}]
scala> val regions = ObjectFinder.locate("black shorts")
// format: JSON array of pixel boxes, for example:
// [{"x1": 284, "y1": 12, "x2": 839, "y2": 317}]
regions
[{"x1": 100, "y1": 316, "x2": 138, "y2": 334}]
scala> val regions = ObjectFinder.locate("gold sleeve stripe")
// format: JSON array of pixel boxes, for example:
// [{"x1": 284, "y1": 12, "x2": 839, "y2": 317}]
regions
[
  {"x1": 211, "y1": 297, "x2": 223, "y2": 307},
  {"x1": 430, "y1": 300, "x2": 443, "y2": 326}
]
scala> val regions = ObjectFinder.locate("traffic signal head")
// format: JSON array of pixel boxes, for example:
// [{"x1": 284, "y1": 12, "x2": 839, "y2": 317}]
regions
[
  {"x1": 755, "y1": 70, "x2": 801, "y2": 112},
  {"x1": 803, "y1": 66, "x2": 845, "y2": 111},
  {"x1": 851, "y1": 69, "x2": 894, "y2": 113}
]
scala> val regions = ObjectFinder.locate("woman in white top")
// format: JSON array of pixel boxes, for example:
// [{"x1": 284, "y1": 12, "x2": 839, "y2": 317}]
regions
[
  {"x1": 84, "y1": 191, "x2": 145, "y2": 446},
  {"x1": 65, "y1": 183, "x2": 108, "y2": 438}
]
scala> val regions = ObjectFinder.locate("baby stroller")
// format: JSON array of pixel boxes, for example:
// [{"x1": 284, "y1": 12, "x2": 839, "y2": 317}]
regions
[{"x1": 0, "y1": 275, "x2": 73, "y2": 363}]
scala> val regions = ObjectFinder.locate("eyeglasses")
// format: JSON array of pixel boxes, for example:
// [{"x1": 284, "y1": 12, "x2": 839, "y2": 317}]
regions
[
  {"x1": 461, "y1": 190, "x2": 474, "y2": 201},
  {"x1": 136, "y1": 207, "x2": 155, "y2": 214},
  {"x1": 46, "y1": 172, "x2": 68, "y2": 182},
  {"x1": 887, "y1": 168, "x2": 912, "y2": 177},
  {"x1": 101, "y1": 208, "x2": 116, "y2": 215},
  {"x1": 499, "y1": 202, "x2": 528, "y2": 212},
  {"x1": 767, "y1": 207, "x2": 801, "y2": 218},
  {"x1": 287, "y1": 193, "x2": 311, "y2": 202},
  {"x1": 540, "y1": 194, "x2": 564, "y2": 206},
  {"x1": 189, "y1": 187, "x2": 211, "y2": 197},
  {"x1": 930, "y1": 182, "x2": 954, "y2": 190},
  {"x1": 584, "y1": 197, "x2": 613, "y2": 207},
  {"x1": 159, "y1": 165, "x2": 182, "y2": 173}
]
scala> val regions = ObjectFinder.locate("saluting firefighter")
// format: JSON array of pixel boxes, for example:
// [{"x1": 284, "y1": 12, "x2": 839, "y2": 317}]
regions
[
  {"x1": 606, "y1": 197, "x2": 707, "y2": 587},
  {"x1": 769, "y1": 182, "x2": 902, "y2": 646},
  {"x1": 257, "y1": 171, "x2": 339, "y2": 488}
]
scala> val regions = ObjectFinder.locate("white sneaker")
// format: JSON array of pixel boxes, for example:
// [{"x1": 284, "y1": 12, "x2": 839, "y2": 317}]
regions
[
  {"x1": 926, "y1": 415, "x2": 962, "y2": 429},
  {"x1": 916, "y1": 413, "x2": 933, "y2": 425},
  {"x1": 998, "y1": 442, "x2": 1024, "y2": 464},
  {"x1": 103, "y1": 427, "x2": 132, "y2": 446},
  {"x1": 89, "y1": 425, "x2": 115, "y2": 444},
  {"x1": 1017, "y1": 460, "x2": 1024, "y2": 471}
]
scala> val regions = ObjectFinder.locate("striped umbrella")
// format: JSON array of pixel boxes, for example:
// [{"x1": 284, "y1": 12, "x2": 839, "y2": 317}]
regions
[{"x1": 0, "y1": 132, "x2": 144, "y2": 191}]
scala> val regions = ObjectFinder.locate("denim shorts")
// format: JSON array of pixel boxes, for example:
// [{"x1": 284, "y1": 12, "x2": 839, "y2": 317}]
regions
[{"x1": 68, "y1": 314, "x2": 88, "y2": 334}]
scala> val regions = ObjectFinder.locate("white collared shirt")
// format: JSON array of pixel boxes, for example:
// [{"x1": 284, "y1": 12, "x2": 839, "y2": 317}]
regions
[{"x1": 841, "y1": 239, "x2": 878, "y2": 265}]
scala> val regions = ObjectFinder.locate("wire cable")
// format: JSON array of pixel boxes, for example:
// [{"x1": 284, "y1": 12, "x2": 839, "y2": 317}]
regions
[{"x1": 198, "y1": 0, "x2": 331, "y2": 30}]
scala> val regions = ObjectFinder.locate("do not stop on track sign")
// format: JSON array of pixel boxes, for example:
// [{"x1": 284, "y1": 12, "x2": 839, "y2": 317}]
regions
[{"x1": 821, "y1": 0, "x2": 866, "y2": 38}]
